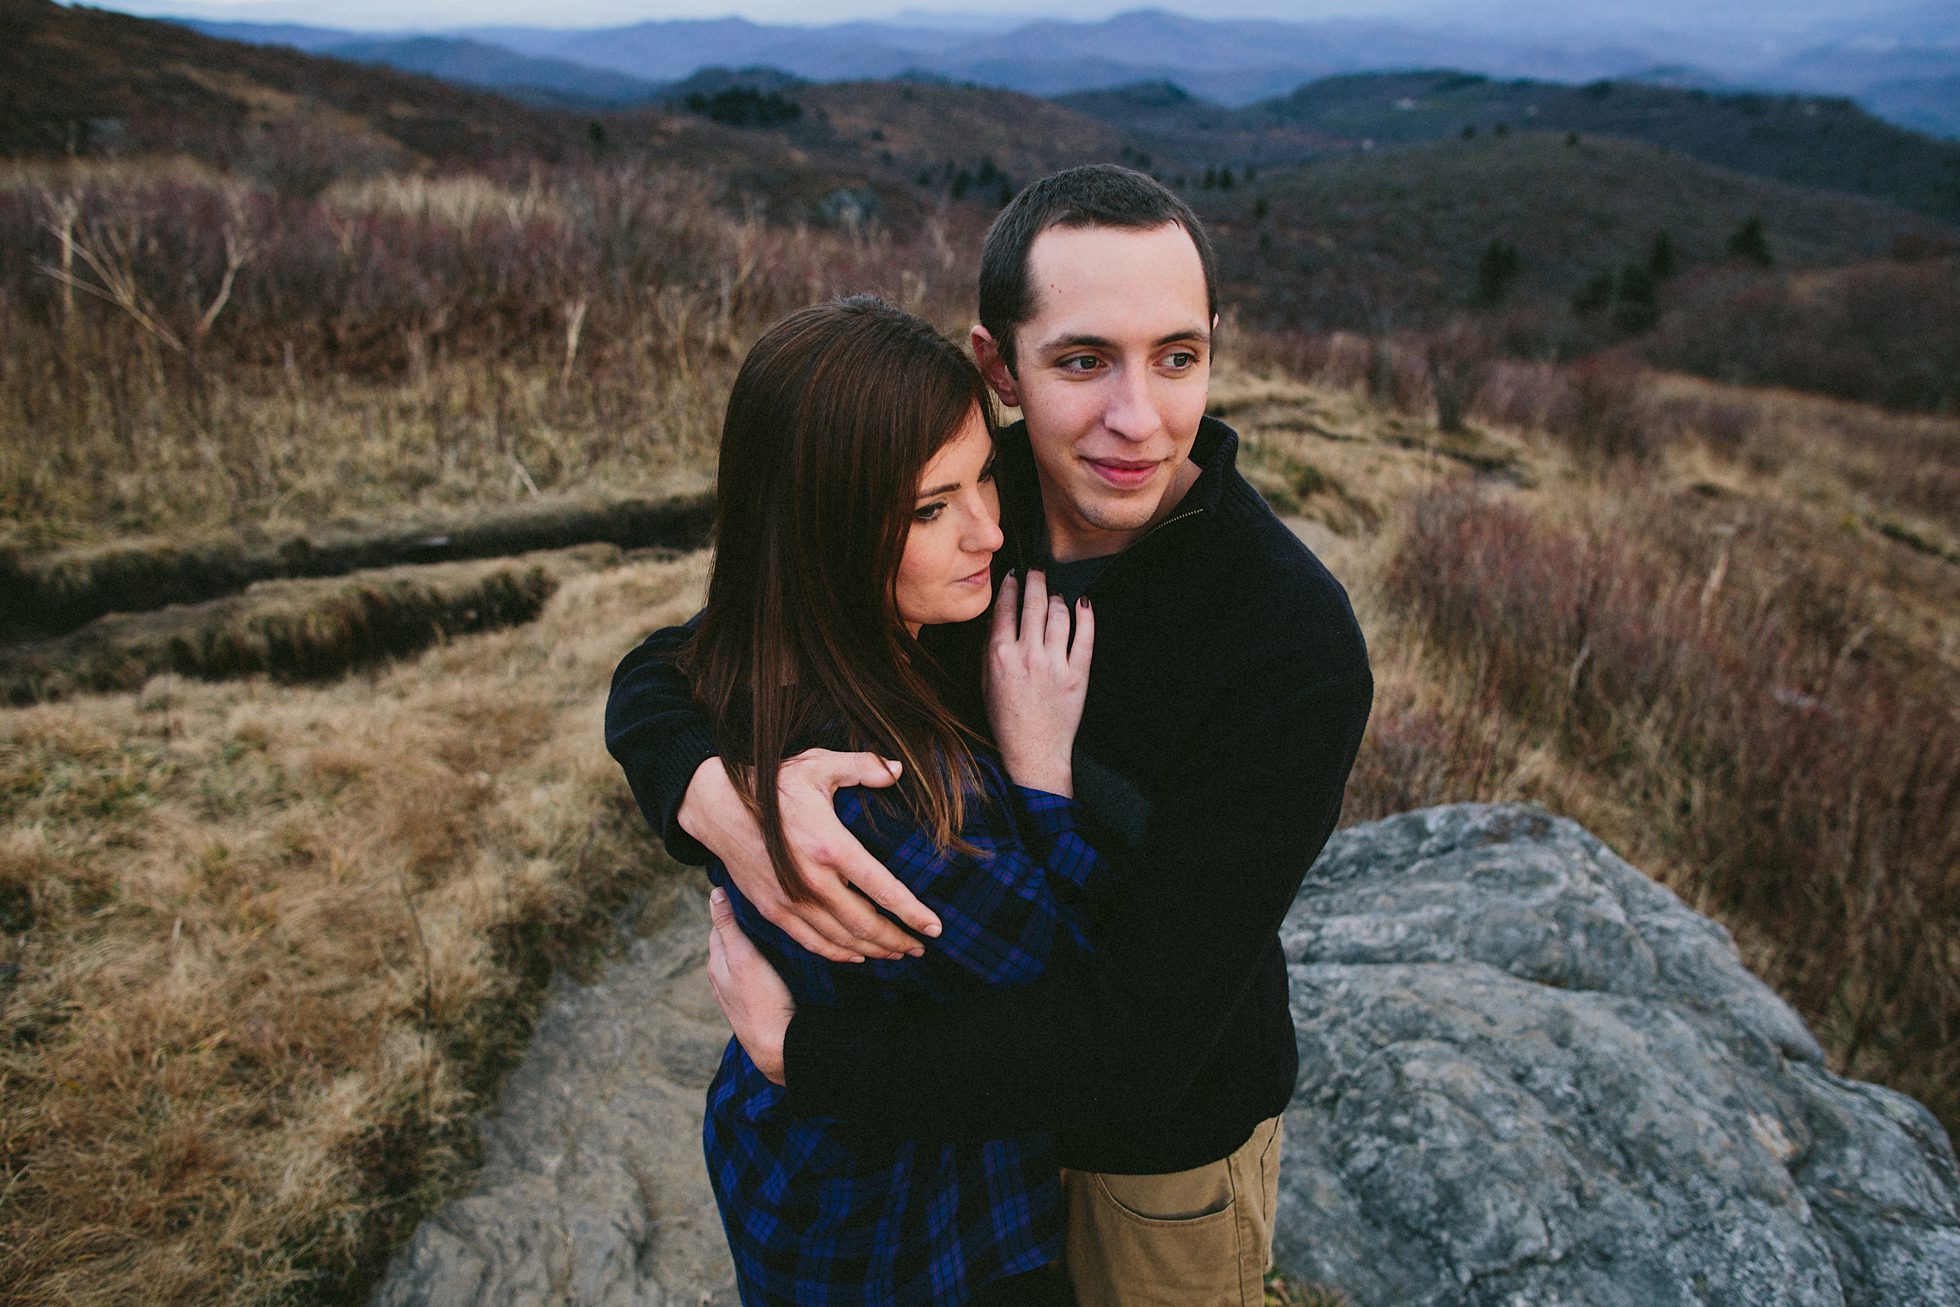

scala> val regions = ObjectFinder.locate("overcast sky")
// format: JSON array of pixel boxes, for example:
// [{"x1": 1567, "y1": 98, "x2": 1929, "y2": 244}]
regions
[{"x1": 89, "y1": 1, "x2": 1914, "y2": 37}]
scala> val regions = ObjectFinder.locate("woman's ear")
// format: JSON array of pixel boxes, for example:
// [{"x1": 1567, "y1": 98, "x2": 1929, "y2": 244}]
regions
[{"x1": 970, "y1": 326, "x2": 1022, "y2": 410}]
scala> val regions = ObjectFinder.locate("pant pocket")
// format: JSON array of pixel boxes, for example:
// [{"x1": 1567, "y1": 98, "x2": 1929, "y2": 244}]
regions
[{"x1": 1066, "y1": 1169, "x2": 1243, "y2": 1307}]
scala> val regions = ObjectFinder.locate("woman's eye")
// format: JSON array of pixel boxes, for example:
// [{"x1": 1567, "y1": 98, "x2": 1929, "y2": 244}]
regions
[
  {"x1": 979, "y1": 459, "x2": 997, "y2": 484},
  {"x1": 913, "y1": 502, "x2": 946, "y2": 523}
]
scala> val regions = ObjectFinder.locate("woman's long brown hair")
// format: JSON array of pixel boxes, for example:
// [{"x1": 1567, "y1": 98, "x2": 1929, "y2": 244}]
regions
[{"x1": 682, "y1": 296, "x2": 994, "y2": 901}]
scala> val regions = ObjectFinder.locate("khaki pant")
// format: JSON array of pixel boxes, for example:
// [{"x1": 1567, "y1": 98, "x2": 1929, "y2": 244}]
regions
[{"x1": 1060, "y1": 1116, "x2": 1283, "y2": 1307}]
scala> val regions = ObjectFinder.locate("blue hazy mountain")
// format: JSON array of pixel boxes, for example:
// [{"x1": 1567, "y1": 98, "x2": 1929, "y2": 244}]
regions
[{"x1": 177, "y1": 8, "x2": 1960, "y2": 134}]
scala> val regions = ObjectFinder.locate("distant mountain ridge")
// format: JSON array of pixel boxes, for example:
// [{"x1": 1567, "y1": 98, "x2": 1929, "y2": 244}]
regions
[
  {"x1": 320, "y1": 36, "x2": 668, "y2": 108},
  {"x1": 1060, "y1": 69, "x2": 1960, "y2": 227},
  {"x1": 177, "y1": 7, "x2": 1960, "y2": 137}
]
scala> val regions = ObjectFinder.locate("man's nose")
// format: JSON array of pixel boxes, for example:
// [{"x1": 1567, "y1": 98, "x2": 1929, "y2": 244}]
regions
[{"x1": 1102, "y1": 364, "x2": 1157, "y2": 442}]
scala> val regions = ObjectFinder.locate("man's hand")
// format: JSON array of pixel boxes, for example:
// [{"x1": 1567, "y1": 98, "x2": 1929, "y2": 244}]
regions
[
  {"x1": 677, "y1": 749, "x2": 941, "y2": 962},
  {"x1": 707, "y1": 887, "x2": 795, "y2": 1085}
]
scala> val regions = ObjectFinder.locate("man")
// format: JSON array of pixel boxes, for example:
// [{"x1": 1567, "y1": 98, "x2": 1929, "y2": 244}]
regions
[{"x1": 607, "y1": 165, "x2": 1372, "y2": 1306}]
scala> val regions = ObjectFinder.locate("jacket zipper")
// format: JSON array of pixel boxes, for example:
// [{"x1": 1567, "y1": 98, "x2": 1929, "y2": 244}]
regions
[{"x1": 1080, "y1": 506, "x2": 1206, "y2": 599}]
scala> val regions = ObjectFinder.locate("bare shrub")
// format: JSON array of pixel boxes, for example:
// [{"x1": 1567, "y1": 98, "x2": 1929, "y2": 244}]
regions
[
  {"x1": 1644, "y1": 258, "x2": 1960, "y2": 413},
  {"x1": 1388, "y1": 483, "x2": 1960, "y2": 1133},
  {"x1": 1473, "y1": 356, "x2": 1660, "y2": 465},
  {"x1": 237, "y1": 114, "x2": 407, "y2": 201},
  {"x1": 0, "y1": 163, "x2": 982, "y2": 545},
  {"x1": 1422, "y1": 318, "x2": 1494, "y2": 434}
]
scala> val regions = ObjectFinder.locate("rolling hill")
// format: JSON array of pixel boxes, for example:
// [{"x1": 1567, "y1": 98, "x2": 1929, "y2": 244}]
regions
[
  {"x1": 1197, "y1": 130, "x2": 1956, "y2": 330},
  {"x1": 1061, "y1": 70, "x2": 1960, "y2": 228},
  {"x1": 318, "y1": 36, "x2": 669, "y2": 109},
  {"x1": 0, "y1": 0, "x2": 577, "y2": 165}
]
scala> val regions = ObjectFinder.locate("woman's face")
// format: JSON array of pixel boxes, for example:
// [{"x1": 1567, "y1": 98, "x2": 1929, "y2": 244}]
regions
[{"x1": 895, "y1": 407, "x2": 1002, "y2": 635}]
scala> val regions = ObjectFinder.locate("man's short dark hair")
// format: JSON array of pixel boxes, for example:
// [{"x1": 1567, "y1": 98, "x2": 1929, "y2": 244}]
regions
[{"x1": 977, "y1": 164, "x2": 1218, "y2": 375}]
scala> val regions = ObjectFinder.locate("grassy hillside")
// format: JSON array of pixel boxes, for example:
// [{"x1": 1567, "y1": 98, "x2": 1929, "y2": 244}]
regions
[
  {"x1": 1199, "y1": 130, "x2": 1955, "y2": 332},
  {"x1": 0, "y1": 0, "x2": 575, "y2": 166},
  {"x1": 1064, "y1": 68, "x2": 1960, "y2": 227}
]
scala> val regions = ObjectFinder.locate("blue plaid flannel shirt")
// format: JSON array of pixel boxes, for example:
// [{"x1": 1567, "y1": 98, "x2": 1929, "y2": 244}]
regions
[{"x1": 704, "y1": 751, "x2": 1111, "y2": 1306}]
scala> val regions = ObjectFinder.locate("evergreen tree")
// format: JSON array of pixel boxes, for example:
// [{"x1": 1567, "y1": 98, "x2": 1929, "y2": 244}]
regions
[
  {"x1": 1613, "y1": 262, "x2": 1659, "y2": 332},
  {"x1": 1728, "y1": 216, "x2": 1773, "y2": 266},
  {"x1": 1473, "y1": 239, "x2": 1522, "y2": 307},
  {"x1": 1648, "y1": 230, "x2": 1678, "y2": 281},
  {"x1": 1573, "y1": 270, "x2": 1614, "y2": 314}
]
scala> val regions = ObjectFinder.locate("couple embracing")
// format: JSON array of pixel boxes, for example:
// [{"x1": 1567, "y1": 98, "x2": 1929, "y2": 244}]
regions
[{"x1": 607, "y1": 165, "x2": 1373, "y2": 1306}]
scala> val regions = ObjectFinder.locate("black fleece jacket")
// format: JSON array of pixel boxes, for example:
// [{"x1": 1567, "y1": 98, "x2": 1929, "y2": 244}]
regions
[{"x1": 605, "y1": 415, "x2": 1372, "y2": 1174}]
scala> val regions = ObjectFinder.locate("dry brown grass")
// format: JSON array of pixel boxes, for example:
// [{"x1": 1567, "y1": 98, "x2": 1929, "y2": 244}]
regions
[{"x1": 0, "y1": 551, "x2": 707, "y2": 1305}]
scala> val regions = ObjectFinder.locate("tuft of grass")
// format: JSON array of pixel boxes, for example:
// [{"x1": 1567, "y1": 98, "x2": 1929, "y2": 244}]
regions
[
  {"x1": 1, "y1": 491, "x2": 713, "y2": 639},
  {"x1": 1266, "y1": 1273, "x2": 1353, "y2": 1307},
  {"x1": 0, "y1": 545, "x2": 631, "y2": 704}
]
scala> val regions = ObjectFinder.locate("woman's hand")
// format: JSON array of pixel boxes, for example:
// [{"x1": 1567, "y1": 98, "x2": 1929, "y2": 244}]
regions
[
  {"x1": 983, "y1": 570, "x2": 1094, "y2": 796},
  {"x1": 707, "y1": 887, "x2": 795, "y2": 1085}
]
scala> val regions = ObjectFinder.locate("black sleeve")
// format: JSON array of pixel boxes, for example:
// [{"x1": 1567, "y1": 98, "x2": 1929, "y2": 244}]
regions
[
  {"x1": 605, "y1": 619, "x2": 718, "y2": 866},
  {"x1": 782, "y1": 656, "x2": 1374, "y2": 1136}
]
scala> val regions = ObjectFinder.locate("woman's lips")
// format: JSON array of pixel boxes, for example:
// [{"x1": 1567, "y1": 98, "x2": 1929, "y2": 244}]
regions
[
  {"x1": 956, "y1": 566, "x2": 992, "y2": 586},
  {"x1": 1087, "y1": 457, "x2": 1162, "y2": 490}
]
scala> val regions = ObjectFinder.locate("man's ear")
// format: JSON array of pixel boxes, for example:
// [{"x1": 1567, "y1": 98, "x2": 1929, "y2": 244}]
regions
[{"x1": 971, "y1": 325, "x2": 1022, "y2": 409}]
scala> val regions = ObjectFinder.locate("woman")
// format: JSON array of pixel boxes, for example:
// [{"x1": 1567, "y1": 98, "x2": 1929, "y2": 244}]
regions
[{"x1": 680, "y1": 296, "x2": 1100, "y2": 1307}]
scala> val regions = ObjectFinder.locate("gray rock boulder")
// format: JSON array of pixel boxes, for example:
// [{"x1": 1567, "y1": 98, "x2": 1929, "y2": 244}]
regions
[
  {"x1": 373, "y1": 804, "x2": 1960, "y2": 1306},
  {"x1": 1278, "y1": 803, "x2": 1960, "y2": 1306}
]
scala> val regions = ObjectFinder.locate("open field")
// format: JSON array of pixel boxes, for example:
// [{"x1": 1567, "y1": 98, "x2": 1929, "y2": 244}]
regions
[{"x1": 2, "y1": 154, "x2": 1957, "y2": 1305}]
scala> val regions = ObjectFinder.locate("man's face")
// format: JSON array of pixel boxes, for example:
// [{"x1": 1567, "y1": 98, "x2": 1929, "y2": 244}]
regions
[{"x1": 973, "y1": 222, "x2": 1212, "y2": 563}]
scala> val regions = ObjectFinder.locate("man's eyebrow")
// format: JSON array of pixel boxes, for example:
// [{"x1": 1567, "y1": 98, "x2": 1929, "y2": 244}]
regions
[{"x1": 1035, "y1": 328, "x2": 1211, "y2": 352}]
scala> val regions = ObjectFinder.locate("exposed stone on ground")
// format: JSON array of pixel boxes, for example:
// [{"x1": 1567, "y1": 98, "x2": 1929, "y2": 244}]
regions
[
  {"x1": 1278, "y1": 804, "x2": 1960, "y2": 1306},
  {"x1": 373, "y1": 804, "x2": 1960, "y2": 1306},
  {"x1": 372, "y1": 878, "x2": 739, "y2": 1307}
]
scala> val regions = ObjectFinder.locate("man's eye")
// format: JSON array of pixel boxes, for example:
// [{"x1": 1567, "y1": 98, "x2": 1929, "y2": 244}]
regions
[
  {"x1": 1059, "y1": 355, "x2": 1101, "y2": 372},
  {"x1": 1164, "y1": 350, "x2": 1198, "y2": 369},
  {"x1": 914, "y1": 502, "x2": 946, "y2": 522}
]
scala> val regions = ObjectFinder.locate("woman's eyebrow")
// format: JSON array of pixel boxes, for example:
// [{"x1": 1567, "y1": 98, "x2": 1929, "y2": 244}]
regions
[{"x1": 917, "y1": 479, "x2": 961, "y2": 498}]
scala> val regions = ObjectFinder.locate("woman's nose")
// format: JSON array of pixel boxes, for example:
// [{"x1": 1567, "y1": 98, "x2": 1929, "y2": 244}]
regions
[{"x1": 968, "y1": 503, "x2": 1005, "y2": 554}]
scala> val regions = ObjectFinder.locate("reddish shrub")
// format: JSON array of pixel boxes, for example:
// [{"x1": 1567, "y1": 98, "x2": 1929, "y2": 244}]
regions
[{"x1": 1389, "y1": 484, "x2": 1960, "y2": 1131}]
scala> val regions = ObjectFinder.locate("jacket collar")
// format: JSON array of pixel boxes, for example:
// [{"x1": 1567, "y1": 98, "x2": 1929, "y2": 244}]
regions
[{"x1": 994, "y1": 414, "x2": 1240, "y2": 567}]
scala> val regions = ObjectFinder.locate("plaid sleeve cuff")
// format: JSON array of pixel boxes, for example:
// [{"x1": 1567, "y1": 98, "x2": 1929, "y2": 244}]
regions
[
  {"x1": 1010, "y1": 784, "x2": 1078, "y2": 838},
  {"x1": 1010, "y1": 786, "x2": 1108, "y2": 892}
]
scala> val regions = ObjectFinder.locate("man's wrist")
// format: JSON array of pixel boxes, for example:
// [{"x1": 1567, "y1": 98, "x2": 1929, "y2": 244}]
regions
[
  {"x1": 677, "y1": 756, "x2": 732, "y2": 846},
  {"x1": 1003, "y1": 759, "x2": 1072, "y2": 797}
]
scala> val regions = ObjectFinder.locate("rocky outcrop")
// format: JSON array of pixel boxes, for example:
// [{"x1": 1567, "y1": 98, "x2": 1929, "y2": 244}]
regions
[
  {"x1": 1278, "y1": 804, "x2": 1960, "y2": 1306},
  {"x1": 373, "y1": 804, "x2": 1960, "y2": 1306}
]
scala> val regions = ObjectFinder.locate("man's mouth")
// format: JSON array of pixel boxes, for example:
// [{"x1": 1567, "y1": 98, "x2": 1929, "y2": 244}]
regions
[{"x1": 1086, "y1": 457, "x2": 1163, "y2": 490}]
